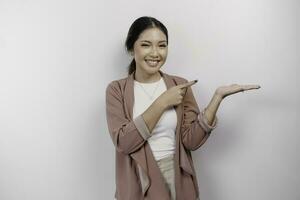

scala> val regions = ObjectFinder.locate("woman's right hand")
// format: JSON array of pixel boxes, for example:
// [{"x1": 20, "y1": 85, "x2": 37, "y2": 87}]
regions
[{"x1": 157, "y1": 80, "x2": 198, "y2": 109}]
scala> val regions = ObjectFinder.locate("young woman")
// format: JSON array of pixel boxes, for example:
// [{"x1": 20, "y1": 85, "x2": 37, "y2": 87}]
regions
[{"x1": 106, "y1": 16, "x2": 260, "y2": 200}]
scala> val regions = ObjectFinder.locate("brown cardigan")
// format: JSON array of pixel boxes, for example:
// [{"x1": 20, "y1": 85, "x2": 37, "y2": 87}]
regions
[{"x1": 106, "y1": 70, "x2": 217, "y2": 200}]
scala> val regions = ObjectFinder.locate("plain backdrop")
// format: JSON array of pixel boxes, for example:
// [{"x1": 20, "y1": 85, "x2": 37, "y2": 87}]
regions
[{"x1": 0, "y1": 0, "x2": 299, "y2": 199}]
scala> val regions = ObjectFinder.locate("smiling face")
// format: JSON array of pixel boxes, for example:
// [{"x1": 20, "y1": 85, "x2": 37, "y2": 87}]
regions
[{"x1": 132, "y1": 27, "x2": 168, "y2": 82}]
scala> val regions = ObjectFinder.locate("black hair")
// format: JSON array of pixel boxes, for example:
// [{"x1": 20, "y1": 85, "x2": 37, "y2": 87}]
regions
[{"x1": 125, "y1": 16, "x2": 168, "y2": 75}]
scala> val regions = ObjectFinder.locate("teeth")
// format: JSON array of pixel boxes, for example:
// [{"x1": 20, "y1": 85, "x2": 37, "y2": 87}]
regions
[{"x1": 146, "y1": 60, "x2": 159, "y2": 67}]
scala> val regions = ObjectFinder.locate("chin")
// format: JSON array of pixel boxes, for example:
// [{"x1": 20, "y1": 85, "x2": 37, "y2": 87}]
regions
[
  {"x1": 145, "y1": 67, "x2": 161, "y2": 74},
  {"x1": 138, "y1": 62, "x2": 164, "y2": 75}
]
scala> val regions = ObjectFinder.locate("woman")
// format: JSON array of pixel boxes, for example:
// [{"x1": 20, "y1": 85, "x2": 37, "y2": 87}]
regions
[{"x1": 106, "y1": 16, "x2": 260, "y2": 200}]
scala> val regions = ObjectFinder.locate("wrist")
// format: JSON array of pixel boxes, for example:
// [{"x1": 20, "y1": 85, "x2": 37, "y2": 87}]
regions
[
  {"x1": 155, "y1": 98, "x2": 168, "y2": 111},
  {"x1": 213, "y1": 91, "x2": 224, "y2": 102}
]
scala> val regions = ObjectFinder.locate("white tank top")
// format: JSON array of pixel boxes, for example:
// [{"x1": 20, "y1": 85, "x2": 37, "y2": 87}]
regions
[{"x1": 133, "y1": 77, "x2": 177, "y2": 161}]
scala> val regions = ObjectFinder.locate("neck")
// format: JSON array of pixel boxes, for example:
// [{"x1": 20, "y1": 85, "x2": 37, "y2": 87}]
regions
[{"x1": 134, "y1": 70, "x2": 162, "y2": 83}]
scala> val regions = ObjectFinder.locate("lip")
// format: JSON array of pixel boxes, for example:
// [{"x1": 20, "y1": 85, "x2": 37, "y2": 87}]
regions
[
  {"x1": 144, "y1": 60, "x2": 160, "y2": 67},
  {"x1": 145, "y1": 59, "x2": 160, "y2": 61}
]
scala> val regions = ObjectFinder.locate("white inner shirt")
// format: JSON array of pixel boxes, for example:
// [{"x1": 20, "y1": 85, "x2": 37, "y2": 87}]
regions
[{"x1": 133, "y1": 77, "x2": 177, "y2": 161}]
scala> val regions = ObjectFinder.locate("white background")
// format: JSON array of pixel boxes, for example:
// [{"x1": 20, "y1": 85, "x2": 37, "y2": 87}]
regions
[{"x1": 0, "y1": 0, "x2": 299, "y2": 199}]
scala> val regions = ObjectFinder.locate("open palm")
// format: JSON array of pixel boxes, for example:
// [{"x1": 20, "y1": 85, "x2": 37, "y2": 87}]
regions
[{"x1": 216, "y1": 84, "x2": 261, "y2": 99}]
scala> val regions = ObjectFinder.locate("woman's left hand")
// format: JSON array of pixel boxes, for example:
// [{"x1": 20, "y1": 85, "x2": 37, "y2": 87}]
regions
[
  {"x1": 215, "y1": 84, "x2": 261, "y2": 99},
  {"x1": 202, "y1": 84, "x2": 260, "y2": 126}
]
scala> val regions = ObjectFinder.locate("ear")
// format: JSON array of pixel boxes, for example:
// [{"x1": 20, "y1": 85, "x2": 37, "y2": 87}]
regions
[{"x1": 129, "y1": 50, "x2": 134, "y2": 57}]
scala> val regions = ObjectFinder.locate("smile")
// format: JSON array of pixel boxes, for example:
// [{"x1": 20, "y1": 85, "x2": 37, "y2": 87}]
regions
[{"x1": 145, "y1": 59, "x2": 160, "y2": 67}]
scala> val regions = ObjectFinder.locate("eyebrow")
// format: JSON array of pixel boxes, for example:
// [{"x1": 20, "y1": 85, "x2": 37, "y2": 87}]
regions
[{"x1": 140, "y1": 40, "x2": 167, "y2": 43}]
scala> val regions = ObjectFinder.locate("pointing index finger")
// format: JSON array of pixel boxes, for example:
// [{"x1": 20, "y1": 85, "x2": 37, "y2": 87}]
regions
[{"x1": 178, "y1": 80, "x2": 198, "y2": 89}]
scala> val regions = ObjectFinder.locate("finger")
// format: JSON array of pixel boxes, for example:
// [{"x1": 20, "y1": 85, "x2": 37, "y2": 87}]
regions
[
  {"x1": 180, "y1": 88, "x2": 187, "y2": 96},
  {"x1": 240, "y1": 84, "x2": 261, "y2": 91},
  {"x1": 178, "y1": 80, "x2": 198, "y2": 89}
]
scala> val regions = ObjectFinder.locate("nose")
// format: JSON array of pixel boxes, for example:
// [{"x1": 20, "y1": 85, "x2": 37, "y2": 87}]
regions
[{"x1": 150, "y1": 46, "x2": 159, "y2": 57}]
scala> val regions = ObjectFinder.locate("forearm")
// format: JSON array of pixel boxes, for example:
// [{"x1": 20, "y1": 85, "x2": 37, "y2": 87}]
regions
[
  {"x1": 204, "y1": 92, "x2": 222, "y2": 125},
  {"x1": 142, "y1": 99, "x2": 167, "y2": 134}
]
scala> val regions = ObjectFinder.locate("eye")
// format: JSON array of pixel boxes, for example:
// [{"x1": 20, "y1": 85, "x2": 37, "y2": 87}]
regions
[
  {"x1": 141, "y1": 44, "x2": 149, "y2": 47},
  {"x1": 159, "y1": 44, "x2": 167, "y2": 48}
]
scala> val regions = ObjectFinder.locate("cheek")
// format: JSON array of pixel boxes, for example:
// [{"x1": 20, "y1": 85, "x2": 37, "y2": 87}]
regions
[
  {"x1": 134, "y1": 52, "x2": 145, "y2": 60},
  {"x1": 161, "y1": 50, "x2": 168, "y2": 59},
  {"x1": 135, "y1": 49, "x2": 149, "y2": 58}
]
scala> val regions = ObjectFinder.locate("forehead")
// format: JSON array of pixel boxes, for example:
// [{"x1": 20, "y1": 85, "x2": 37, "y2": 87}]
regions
[{"x1": 137, "y1": 27, "x2": 167, "y2": 42}]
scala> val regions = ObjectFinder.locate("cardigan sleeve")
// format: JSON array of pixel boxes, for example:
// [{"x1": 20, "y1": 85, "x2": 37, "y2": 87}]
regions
[
  {"x1": 105, "y1": 81, "x2": 151, "y2": 155},
  {"x1": 180, "y1": 78, "x2": 217, "y2": 151}
]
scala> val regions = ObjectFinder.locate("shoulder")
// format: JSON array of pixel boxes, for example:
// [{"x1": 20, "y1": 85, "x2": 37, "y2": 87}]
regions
[
  {"x1": 106, "y1": 77, "x2": 125, "y2": 89},
  {"x1": 105, "y1": 75, "x2": 129, "y2": 97},
  {"x1": 106, "y1": 73, "x2": 129, "y2": 89}
]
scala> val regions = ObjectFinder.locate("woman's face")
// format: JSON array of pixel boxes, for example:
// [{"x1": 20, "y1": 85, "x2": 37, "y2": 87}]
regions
[{"x1": 132, "y1": 27, "x2": 168, "y2": 77}]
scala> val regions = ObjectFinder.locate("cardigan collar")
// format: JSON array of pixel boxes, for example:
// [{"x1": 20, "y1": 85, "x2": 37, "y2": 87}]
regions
[{"x1": 124, "y1": 70, "x2": 176, "y2": 120}]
